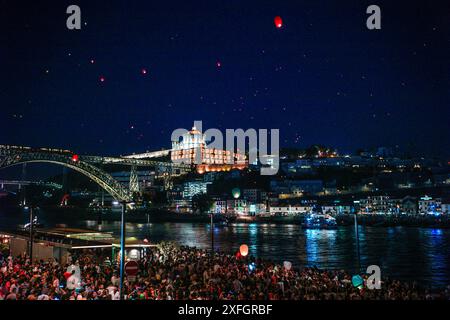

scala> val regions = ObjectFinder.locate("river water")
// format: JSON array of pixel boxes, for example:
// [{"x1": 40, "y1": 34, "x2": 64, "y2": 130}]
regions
[{"x1": 1, "y1": 207, "x2": 449, "y2": 289}]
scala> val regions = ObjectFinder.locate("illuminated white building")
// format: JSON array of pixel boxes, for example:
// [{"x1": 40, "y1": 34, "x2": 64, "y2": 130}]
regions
[
  {"x1": 171, "y1": 124, "x2": 247, "y2": 173},
  {"x1": 418, "y1": 196, "x2": 442, "y2": 215},
  {"x1": 182, "y1": 181, "x2": 211, "y2": 199},
  {"x1": 269, "y1": 205, "x2": 312, "y2": 215}
]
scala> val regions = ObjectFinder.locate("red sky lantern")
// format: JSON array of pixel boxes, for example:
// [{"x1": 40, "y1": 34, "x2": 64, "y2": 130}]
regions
[
  {"x1": 71, "y1": 154, "x2": 79, "y2": 162},
  {"x1": 274, "y1": 16, "x2": 283, "y2": 29}
]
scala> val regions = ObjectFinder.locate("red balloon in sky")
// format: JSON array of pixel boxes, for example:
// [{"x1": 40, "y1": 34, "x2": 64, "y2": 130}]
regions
[{"x1": 274, "y1": 16, "x2": 283, "y2": 28}]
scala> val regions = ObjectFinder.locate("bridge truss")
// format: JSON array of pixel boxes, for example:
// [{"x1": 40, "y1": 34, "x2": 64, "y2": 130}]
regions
[{"x1": 0, "y1": 145, "x2": 191, "y2": 202}]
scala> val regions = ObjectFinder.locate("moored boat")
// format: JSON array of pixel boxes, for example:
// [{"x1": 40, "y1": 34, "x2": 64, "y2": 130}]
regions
[{"x1": 302, "y1": 213, "x2": 338, "y2": 229}]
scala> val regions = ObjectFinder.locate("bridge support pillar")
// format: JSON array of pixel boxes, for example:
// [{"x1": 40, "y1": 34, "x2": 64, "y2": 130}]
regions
[
  {"x1": 129, "y1": 166, "x2": 140, "y2": 194},
  {"x1": 119, "y1": 202, "x2": 127, "y2": 300}
]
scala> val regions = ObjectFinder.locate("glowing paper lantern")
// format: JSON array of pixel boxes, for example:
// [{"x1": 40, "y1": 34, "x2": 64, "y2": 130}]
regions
[
  {"x1": 274, "y1": 16, "x2": 283, "y2": 28},
  {"x1": 283, "y1": 261, "x2": 292, "y2": 270},
  {"x1": 352, "y1": 274, "x2": 364, "y2": 289},
  {"x1": 71, "y1": 154, "x2": 79, "y2": 162},
  {"x1": 239, "y1": 244, "x2": 249, "y2": 257},
  {"x1": 67, "y1": 265, "x2": 81, "y2": 279},
  {"x1": 232, "y1": 188, "x2": 241, "y2": 199}
]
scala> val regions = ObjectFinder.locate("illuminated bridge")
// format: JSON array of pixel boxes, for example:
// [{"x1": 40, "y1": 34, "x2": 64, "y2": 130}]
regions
[
  {"x1": 0, "y1": 145, "x2": 191, "y2": 202},
  {"x1": 0, "y1": 180, "x2": 63, "y2": 190}
]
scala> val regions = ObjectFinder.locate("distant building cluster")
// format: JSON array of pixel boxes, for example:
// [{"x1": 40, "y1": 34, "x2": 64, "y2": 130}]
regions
[
  {"x1": 71, "y1": 126, "x2": 450, "y2": 217},
  {"x1": 281, "y1": 156, "x2": 442, "y2": 176},
  {"x1": 110, "y1": 142, "x2": 450, "y2": 216},
  {"x1": 167, "y1": 181, "x2": 212, "y2": 213},
  {"x1": 208, "y1": 193, "x2": 449, "y2": 217}
]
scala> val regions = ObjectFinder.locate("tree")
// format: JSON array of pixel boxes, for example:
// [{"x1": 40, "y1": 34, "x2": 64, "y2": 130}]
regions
[
  {"x1": 144, "y1": 190, "x2": 167, "y2": 208},
  {"x1": 191, "y1": 193, "x2": 213, "y2": 214}
]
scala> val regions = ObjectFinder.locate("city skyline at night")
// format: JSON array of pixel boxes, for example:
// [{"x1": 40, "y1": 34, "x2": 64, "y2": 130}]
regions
[{"x1": 1, "y1": 0, "x2": 450, "y2": 307}]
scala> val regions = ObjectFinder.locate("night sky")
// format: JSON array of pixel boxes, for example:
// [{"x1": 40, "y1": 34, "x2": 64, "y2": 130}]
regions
[{"x1": 2, "y1": 0, "x2": 450, "y2": 158}]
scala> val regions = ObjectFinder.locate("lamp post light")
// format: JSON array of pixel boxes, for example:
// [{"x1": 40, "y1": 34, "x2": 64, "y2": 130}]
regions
[
  {"x1": 354, "y1": 211, "x2": 361, "y2": 273},
  {"x1": 28, "y1": 207, "x2": 34, "y2": 261},
  {"x1": 210, "y1": 213, "x2": 214, "y2": 253},
  {"x1": 119, "y1": 201, "x2": 127, "y2": 300}
]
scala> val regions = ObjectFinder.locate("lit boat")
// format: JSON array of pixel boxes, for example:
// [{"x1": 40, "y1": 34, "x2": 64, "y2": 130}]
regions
[
  {"x1": 213, "y1": 214, "x2": 236, "y2": 225},
  {"x1": 302, "y1": 213, "x2": 338, "y2": 229}
]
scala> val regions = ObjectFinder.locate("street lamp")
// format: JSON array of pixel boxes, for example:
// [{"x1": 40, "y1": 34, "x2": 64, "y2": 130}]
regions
[
  {"x1": 354, "y1": 210, "x2": 361, "y2": 273},
  {"x1": 28, "y1": 206, "x2": 34, "y2": 261},
  {"x1": 210, "y1": 213, "x2": 214, "y2": 253},
  {"x1": 119, "y1": 201, "x2": 128, "y2": 300}
]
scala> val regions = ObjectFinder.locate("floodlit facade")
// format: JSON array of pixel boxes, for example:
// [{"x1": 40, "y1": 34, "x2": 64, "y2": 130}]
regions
[
  {"x1": 418, "y1": 196, "x2": 442, "y2": 215},
  {"x1": 269, "y1": 205, "x2": 312, "y2": 215},
  {"x1": 182, "y1": 181, "x2": 211, "y2": 199},
  {"x1": 359, "y1": 196, "x2": 391, "y2": 214},
  {"x1": 171, "y1": 124, "x2": 247, "y2": 173},
  {"x1": 212, "y1": 199, "x2": 249, "y2": 215}
]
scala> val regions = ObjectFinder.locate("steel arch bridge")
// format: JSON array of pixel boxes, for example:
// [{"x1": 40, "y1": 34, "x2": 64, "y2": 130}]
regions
[{"x1": 0, "y1": 145, "x2": 191, "y2": 202}]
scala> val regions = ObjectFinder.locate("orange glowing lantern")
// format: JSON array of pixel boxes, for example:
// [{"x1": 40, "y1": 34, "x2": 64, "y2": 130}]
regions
[{"x1": 239, "y1": 244, "x2": 249, "y2": 257}]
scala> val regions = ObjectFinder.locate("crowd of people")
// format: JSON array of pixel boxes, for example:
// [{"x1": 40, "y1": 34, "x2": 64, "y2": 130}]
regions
[{"x1": 1, "y1": 242, "x2": 449, "y2": 300}]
